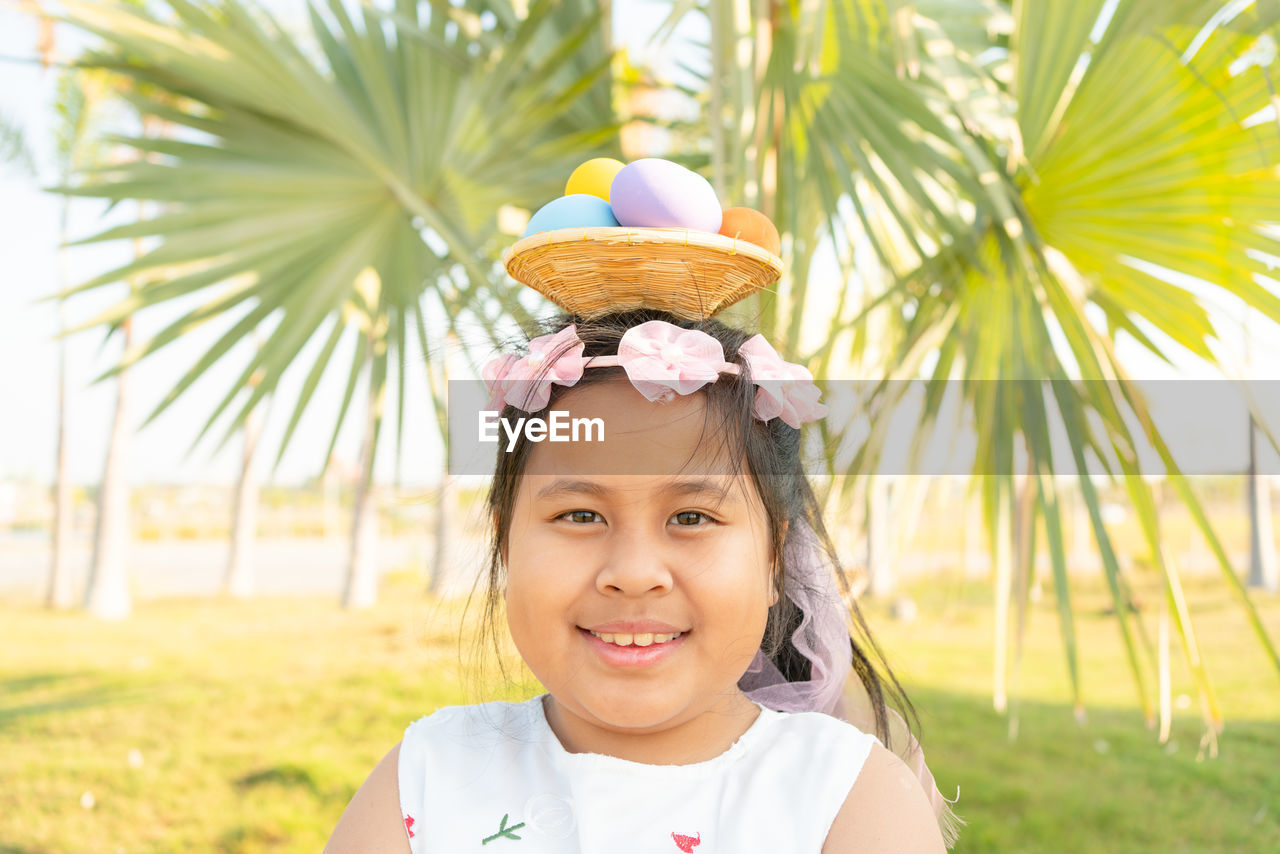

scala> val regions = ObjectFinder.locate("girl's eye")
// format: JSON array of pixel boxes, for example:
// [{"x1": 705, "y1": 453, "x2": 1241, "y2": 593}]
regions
[
  {"x1": 559, "y1": 510, "x2": 602, "y2": 524},
  {"x1": 555, "y1": 510, "x2": 716, "y2": 526}
]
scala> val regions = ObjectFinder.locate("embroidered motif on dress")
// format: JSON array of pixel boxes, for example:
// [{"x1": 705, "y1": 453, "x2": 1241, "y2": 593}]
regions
[{"x1": 671, "y1": 830, "x2": 701, "y2": 852}]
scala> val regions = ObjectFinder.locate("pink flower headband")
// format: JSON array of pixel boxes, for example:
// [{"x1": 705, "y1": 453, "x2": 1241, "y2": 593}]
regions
[{"x1": 482, "y1": 320, "x2": 827, "y2": 428}]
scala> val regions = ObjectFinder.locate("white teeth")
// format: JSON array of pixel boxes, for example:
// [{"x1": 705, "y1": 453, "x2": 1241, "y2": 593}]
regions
[{"x1": 590, "y1": 630, "x2": 682, "y2": 647}]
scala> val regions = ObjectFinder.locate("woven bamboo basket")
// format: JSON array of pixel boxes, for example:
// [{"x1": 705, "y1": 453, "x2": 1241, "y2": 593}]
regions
[{"x1": 502, "y1": 226, "x2": 783, "y2": 320}]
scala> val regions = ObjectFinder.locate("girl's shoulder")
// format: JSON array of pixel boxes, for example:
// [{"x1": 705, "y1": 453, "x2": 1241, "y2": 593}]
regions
[
  {"x1": 403, "y1": 696, "x2": 543, "y2": 737},
  {"x1": 753, "y1": 705, "x2": 882, "y2": 752},
  {"x1": 750, "y1": 707, "x2": 882, "y2": 781},
  {"x1": 397, "y1": 697, "x2": 551, "y2": 854}
]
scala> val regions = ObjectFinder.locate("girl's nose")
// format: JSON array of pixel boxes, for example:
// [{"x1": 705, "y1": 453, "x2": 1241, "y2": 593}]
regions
[{"x1": 595, "y1": 532, "x2": 674, "y2": 596}]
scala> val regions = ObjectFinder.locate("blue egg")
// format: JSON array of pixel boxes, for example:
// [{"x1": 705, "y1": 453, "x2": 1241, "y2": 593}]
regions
[{"x1": 522, "y1": 194, "x2": 620, "y2": 238}]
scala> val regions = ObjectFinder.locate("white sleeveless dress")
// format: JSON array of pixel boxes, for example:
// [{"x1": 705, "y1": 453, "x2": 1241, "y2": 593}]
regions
[{"x1": 396, "y1": 694, "x2": 880, "y2": 853}]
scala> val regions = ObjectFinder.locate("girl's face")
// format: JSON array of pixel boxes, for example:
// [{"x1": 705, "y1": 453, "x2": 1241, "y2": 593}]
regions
[{"x1": 503, "y1": 376, "x2": 777, "y2": 743}]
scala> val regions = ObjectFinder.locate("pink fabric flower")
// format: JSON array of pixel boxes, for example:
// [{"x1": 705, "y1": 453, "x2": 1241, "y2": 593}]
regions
[
  {"x1": 616, "y1": 321, "x2": 730, "y2": 403},
  {"x1": 481, "y1": 353, "x2": 520, "y2": 412},
  {"x1": 737, "y1": 334, "x2": 828, "y2": 428},
  {"x1": 485, "y1": 325, "x2": 587, "y2": 411}
]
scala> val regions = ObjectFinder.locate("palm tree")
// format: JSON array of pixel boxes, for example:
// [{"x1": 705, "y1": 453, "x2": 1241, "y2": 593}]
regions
[
  {"x1": 81, "y1": 111, "x2": 169, "y2": 621},
  {"x1": 425, "y1": 328, "x2": 459, "y2": 596},
  {"x1": 55, "y1": 0, "x2": 621, "y2": 608},
  {"x1": 223, "y1": 350, "x2": 265, "y2": 598},
  {"x1": 46, "y1": 70, "x2": 112, "y2": 610},
  {"x1": 653, "y1": 0, "x2": 1280, "y2": 749},
  {"x1": 1, "y1": 14, "x2": 70, "y2": 609},
  {"x1": 17, "y1": 3, "x2": 131, "y2": 615},
  {"x1": 1247, "y1": 416, "x2": 1279, "y2": 592},
  {"x1": 83, "y1": 299, "x2": 134, "y2": 620},
  {"x1": 343, "y1": 279, "x2": 385, "y2": 609},
  {"x1": 1245, "y1": 304, "x2": 1279, "y2": 592}
]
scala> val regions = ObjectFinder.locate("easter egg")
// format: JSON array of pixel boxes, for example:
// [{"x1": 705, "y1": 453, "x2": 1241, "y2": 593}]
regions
[
  {"x1": 565, "y1": 157, "x2": 626, "y2": 201},
  {"x1": 610, "y1": 158, "x2": 722, "y2": 232},
  {"x1": 522, "y1": 194, "x2": 620, "y2": 238},
  {"x1": 718, "y1": 207, "x2": 781, "y2": 256}
]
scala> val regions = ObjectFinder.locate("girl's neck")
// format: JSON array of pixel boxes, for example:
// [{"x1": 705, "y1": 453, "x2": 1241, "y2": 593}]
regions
[{"x1": 540, "y1": 691, "x2": 763, "y2": 765}]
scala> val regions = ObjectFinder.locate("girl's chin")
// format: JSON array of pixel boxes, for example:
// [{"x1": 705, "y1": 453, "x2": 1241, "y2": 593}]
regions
[
  {"x1": 594, "y1": 708, "x2": 682, "y2": 733},
  {"x1": 554, "y1": 690, "x2": 692, "y2": 735}
]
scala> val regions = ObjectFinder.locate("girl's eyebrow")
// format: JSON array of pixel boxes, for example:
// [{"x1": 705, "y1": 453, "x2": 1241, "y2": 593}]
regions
[{"x1": 534, "y1": 478, "x2": 741, "y2": 504}]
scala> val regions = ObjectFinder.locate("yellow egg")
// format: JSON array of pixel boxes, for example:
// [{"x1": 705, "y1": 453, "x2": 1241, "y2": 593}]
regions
[{"x1": 565, "y1": 158, "x2": 627, "y2": 202}]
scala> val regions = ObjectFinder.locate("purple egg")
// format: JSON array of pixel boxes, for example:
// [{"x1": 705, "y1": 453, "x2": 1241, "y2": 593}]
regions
[{"x1": 610, "y1": 158, "x2": 723, "y2": 232}]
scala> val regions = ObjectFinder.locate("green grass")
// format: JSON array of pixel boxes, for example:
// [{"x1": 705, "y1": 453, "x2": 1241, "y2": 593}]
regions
[
  {"x1": 861, "y1": 573, "x2": 1280, "y2": 853},
  {"x1": 2, "y1": 572, "x2": 1278, "y2": 853}
]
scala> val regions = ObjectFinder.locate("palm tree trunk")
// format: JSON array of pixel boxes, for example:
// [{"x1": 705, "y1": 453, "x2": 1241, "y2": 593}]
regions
[
  {"x1": 427, "y1": 471, "x2": 455, "y2": 596},
  {"x1": 46, "y1": 199, "x2": 74, "y2": 610},
  {"x1": 34, "y1": 8, "x2": 71, "y2": 611},
  {"x1": 223, "y1": 403, "x2": 261, "y2": 598},
  {"x1": 1071, "y1": 482, "x2": 1091, "y2": 572},
  {"x1": 751, "y1": 0, "x2": 782, "y2": 336},
  {"x1": 1014, "y1": 473, "x2": 1038, "y2": 603},
  {"x1": 708, "y1": 0, "x2": 727, "y2": 196},
  {"x1": 323, "y1": 458, "x2": 340, "y2": 538},
  {"x1": 866, "y1": 476, "x2": 894, "y2": 597},
  {"x1": 342, "y1": 345, "x2": 380, "y2": 610},
  {"x1": 84, "y1": 312, "x2": 133, "y2": 620},
  {"x1": 992, "y1": 483, "x2": 1013, "y2": 713},
  {"x1": 1247, "y1": 417, "x2": 1278, "y2": 592},
  {"x1": 1158, "y1": 595, "x2": 1172, "y2": 743},
  {"x1": 425, "y1": 329, "x2": 460, "y2": 596},
  {"x1": 83, "y1": 116, "x2": 162, "y2": 620},
  {"x1": 1008, "y1": 472, "x2": 1038, "y2": 739}
]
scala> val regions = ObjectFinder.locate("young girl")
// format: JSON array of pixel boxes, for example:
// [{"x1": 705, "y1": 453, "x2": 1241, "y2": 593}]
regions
[{"x1": 324, "y1": 304, "x2": 960, "y2": 853}]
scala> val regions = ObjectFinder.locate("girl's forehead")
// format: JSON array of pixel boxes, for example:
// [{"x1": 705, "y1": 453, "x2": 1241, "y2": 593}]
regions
[{"x1": 522, "y1": 375, "x2": 744, "y2": 478}]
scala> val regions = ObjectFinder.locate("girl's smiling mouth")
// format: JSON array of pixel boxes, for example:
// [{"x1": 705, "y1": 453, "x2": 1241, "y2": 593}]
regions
[
  {"x1": 588, "y1": 629, "x2": 682, "y2": 645},
  {"x1": 577, "y1": 626, "x2": 689, "y2": 667}
]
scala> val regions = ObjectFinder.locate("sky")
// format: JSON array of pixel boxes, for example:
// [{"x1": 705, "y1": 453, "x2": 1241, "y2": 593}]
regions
[{"x1": 0, "y1": 2, "x2": 1277, "y2": 488}]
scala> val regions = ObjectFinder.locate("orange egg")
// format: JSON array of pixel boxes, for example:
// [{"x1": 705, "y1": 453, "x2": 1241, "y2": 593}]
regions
[{"x1": 717, "y1": 207, "x2": 780, "y2": 256}]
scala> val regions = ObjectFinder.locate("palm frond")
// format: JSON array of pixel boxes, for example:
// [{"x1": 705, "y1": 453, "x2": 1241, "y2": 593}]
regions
[
  {"x1": 56, "y1": 0, "x2": 619, "y2": 471},
  {"x1": 820, "y1": 0, "x2": 1280, "y2": 740}
]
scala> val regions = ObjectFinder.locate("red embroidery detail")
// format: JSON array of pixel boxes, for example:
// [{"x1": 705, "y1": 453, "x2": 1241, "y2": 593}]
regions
[
  {"x1": 404, "y1": 815, "x2": 416, "y2": 838},
  {"x1": 672, "y1": 831, "x2": 701, "y2": 852}
]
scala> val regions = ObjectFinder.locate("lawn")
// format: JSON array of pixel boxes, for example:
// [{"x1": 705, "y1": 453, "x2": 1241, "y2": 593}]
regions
[
  {"x1": 2, "y1": 570, "x2": 1278, "y2": 853},
  {"x1": 863, "y1": 573, "x2": 1280, "y2": 853}
]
